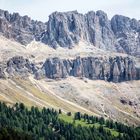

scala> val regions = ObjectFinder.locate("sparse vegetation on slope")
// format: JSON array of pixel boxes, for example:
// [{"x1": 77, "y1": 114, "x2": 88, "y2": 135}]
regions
[{"x1": 0, "y1": 77, "x2": 140, "y2": 126}]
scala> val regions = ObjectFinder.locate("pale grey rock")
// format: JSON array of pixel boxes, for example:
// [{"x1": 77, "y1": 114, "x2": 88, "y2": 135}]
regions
[
  {"x1": 6, "y1": 56, "x2": 37, "y2": 77},
  {"x1": 42, "y1": 11, "x2": 88, "y2": 48},
  {"x1": 43, "y1": 57, "x2": 68, "y2": 79},
  {"x1": 112, "y1": 62, "x2": 120, "y2": 82},
  {"x1": 0, "y1": 56, "x2": 139, "y2": 82},
  {"x1": 0, "y1": 9, "x2": 46, "y2": 45},
  {"x1": 111, "y1": 15, "x2": 140, "y2": 56},
  {"x1": 86, "y1": 11, "x2": 116, "y2": 51},
  {"x1": 0, "y1": 64, "x2": 6, "y2": 78},
  {"x1": 41, "y1": 10, "x2": 140, "y2": 56},
  {"x1": 42, "y1": 56, "x2": 140, "y2": 82},
  {"x1": 42, "y1": 10, "x2": 116, "y2": 51},
  {"x1": 0, "y1": 9, "x2": 140, "y2": 57},
  {"x1": 35, "y1": 69, "x2": 46, "y2": 80}
]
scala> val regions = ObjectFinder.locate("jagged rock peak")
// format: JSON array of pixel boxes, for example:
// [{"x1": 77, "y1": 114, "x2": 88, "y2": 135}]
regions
[
  {"x1": 111, "y1": 15, "x2": 140, "y2": 56},
  {"x1": 0, "y1": 9, "x2": 140, "y2": 57},
  {"x1": 42, "y1": 10, "x2": 116, "y2": 51},
  {"x1": 42, "y1": 10, "x2": 140, "y2": 56},
  {"x1": 0, "y1": 9, "x2": 47, "y2": 45},
  {"x1": 50, "y1": 10, "x2": 80, "y2": 16}
]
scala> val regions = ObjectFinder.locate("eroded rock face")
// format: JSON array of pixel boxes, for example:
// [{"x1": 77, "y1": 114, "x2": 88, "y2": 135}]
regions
[
  {"x1": 0, "y1": 9, "x2": 46, "y2": 45},
  {"x1": 42, "y1": 11, "x2": 86, "y2": 48},
  {"x1": 111, "y1": 15, "x2": 140, "y2": 56},
  {"x1": 0, "y1": 64, "x2": 6, "y2": 78},
  {"x1": 6, "y1": 56, "x2": 37, "y2": 77},
  {"x1": 0, "y1": 9, "x2": 140, "y2": 57},
  {"x1": 42, "y1": 56, "x2": 140, "y2": 82},
  {"x1": 42, "y1": 10, "x2": 116, "y2": 51},
  {"x1": 41, "y1": 10, "x2": 140, "y2": 56},
  {"x1": 0, "y1": 56, "x2": 140, "y2": 82},
  {"x1": 43, "y1": 57, "x2": 68, "y2": 79}
]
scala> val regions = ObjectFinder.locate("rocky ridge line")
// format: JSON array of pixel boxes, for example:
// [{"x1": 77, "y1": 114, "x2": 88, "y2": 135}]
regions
[
  {"x1": 0, "y1": 9, "x2": 46, "y2": 45},
  {"x1": 0, "y1": 9, "x2": 140, "y2": 56}
]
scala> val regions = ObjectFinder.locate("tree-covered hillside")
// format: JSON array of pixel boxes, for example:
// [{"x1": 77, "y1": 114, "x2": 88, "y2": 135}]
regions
[{"x1": 0, "y1": 102, "x2": 139, "y2": 140}]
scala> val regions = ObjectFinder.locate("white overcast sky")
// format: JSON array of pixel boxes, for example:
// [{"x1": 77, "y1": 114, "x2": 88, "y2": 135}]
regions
[{"x1": 0, "y1": 0, "x2": 140, "y2": 22}]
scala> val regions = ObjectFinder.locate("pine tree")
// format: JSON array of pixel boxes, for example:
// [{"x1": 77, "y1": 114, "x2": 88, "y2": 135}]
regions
[{"x1": 59, "y1": 109, "x2": 62, "y2": 114}]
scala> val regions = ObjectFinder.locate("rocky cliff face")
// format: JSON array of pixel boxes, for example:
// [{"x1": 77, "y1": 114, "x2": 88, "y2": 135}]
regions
[
  {"x1": 0, "y1": 9, "x2": 46, "y2": 45},
  {"x1": 42, "y1": 56, "x2": 140, "y2": 82},
  {"x1": 42, "y1": 10, "x2": 140, "y2": 56},
  {"x1": 5, "y1": 56, "x2": 37, "y2": 77},
  {"x1": 0, "y1": 63, "x2": 6, "y2": 78},
  {"x1": 42, "y1": 10, "x2": 116, "y2": 51},
  {"x1": 0, "y1": 9, "x2": 140, "y2": 57},
  {"x1": 111, "y1": 15, "x2": 140, "y2": 56},
  {"x1": 1, "y1": 56, "x2": 139, "y2": 83}
]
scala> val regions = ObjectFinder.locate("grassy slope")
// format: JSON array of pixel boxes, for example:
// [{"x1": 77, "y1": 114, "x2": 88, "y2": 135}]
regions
[
  {"x1": 59, "y1": 114, "x2": 119, "y2": 137},
  {"x1": 0, "y1": 77, "x2": 140, "y2": 126},
  {"x1": 0, "y1": 78, "x2": 94, "y2": 114}
]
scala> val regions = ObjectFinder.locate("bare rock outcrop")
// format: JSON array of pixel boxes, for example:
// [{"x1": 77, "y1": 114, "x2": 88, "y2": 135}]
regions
[
  {"x1": 42, "y1": 10, "x2": 116, "y2": 51},
  {"x1": 0, "y1": 64, "x2": 6, "y2": 78},
  {"x1": 6, "y1": 56, "x2": 37, "y2": 77},
  {"x1": 43, "y1": 57, "x2": 68, "y2": 79},
  {"x1": 42, "y1": 56, "x2": 140, "y2": 82},
  {"x1": 0, "y1": 9, "x2": 140, "y2": 57},
  {"x1": 0, "y1": 56, "x2": 139, "y2": 82},
  {"x1": 0, "y1": 9, "x2": 46, "y2": 45},
  {"x1": 111, "y1": 15, "x2": 140, "y2": 56},
  {"x1": 41, "y1": 10, "x2": 140, "y2": 56}
]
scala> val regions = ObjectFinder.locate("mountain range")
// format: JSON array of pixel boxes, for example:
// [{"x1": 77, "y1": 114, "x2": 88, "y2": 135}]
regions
[
  {"x1": 1, "y1": 9, "x2": 140, "y2": 56},
  {"x1": 0, "y1": 9, "x2": 140, "y2": 126}
]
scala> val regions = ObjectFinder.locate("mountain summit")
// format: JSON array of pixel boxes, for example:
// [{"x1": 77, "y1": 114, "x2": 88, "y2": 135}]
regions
[{"x1": 0, "y1": 9, "x2": 140, "y2": 57}]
